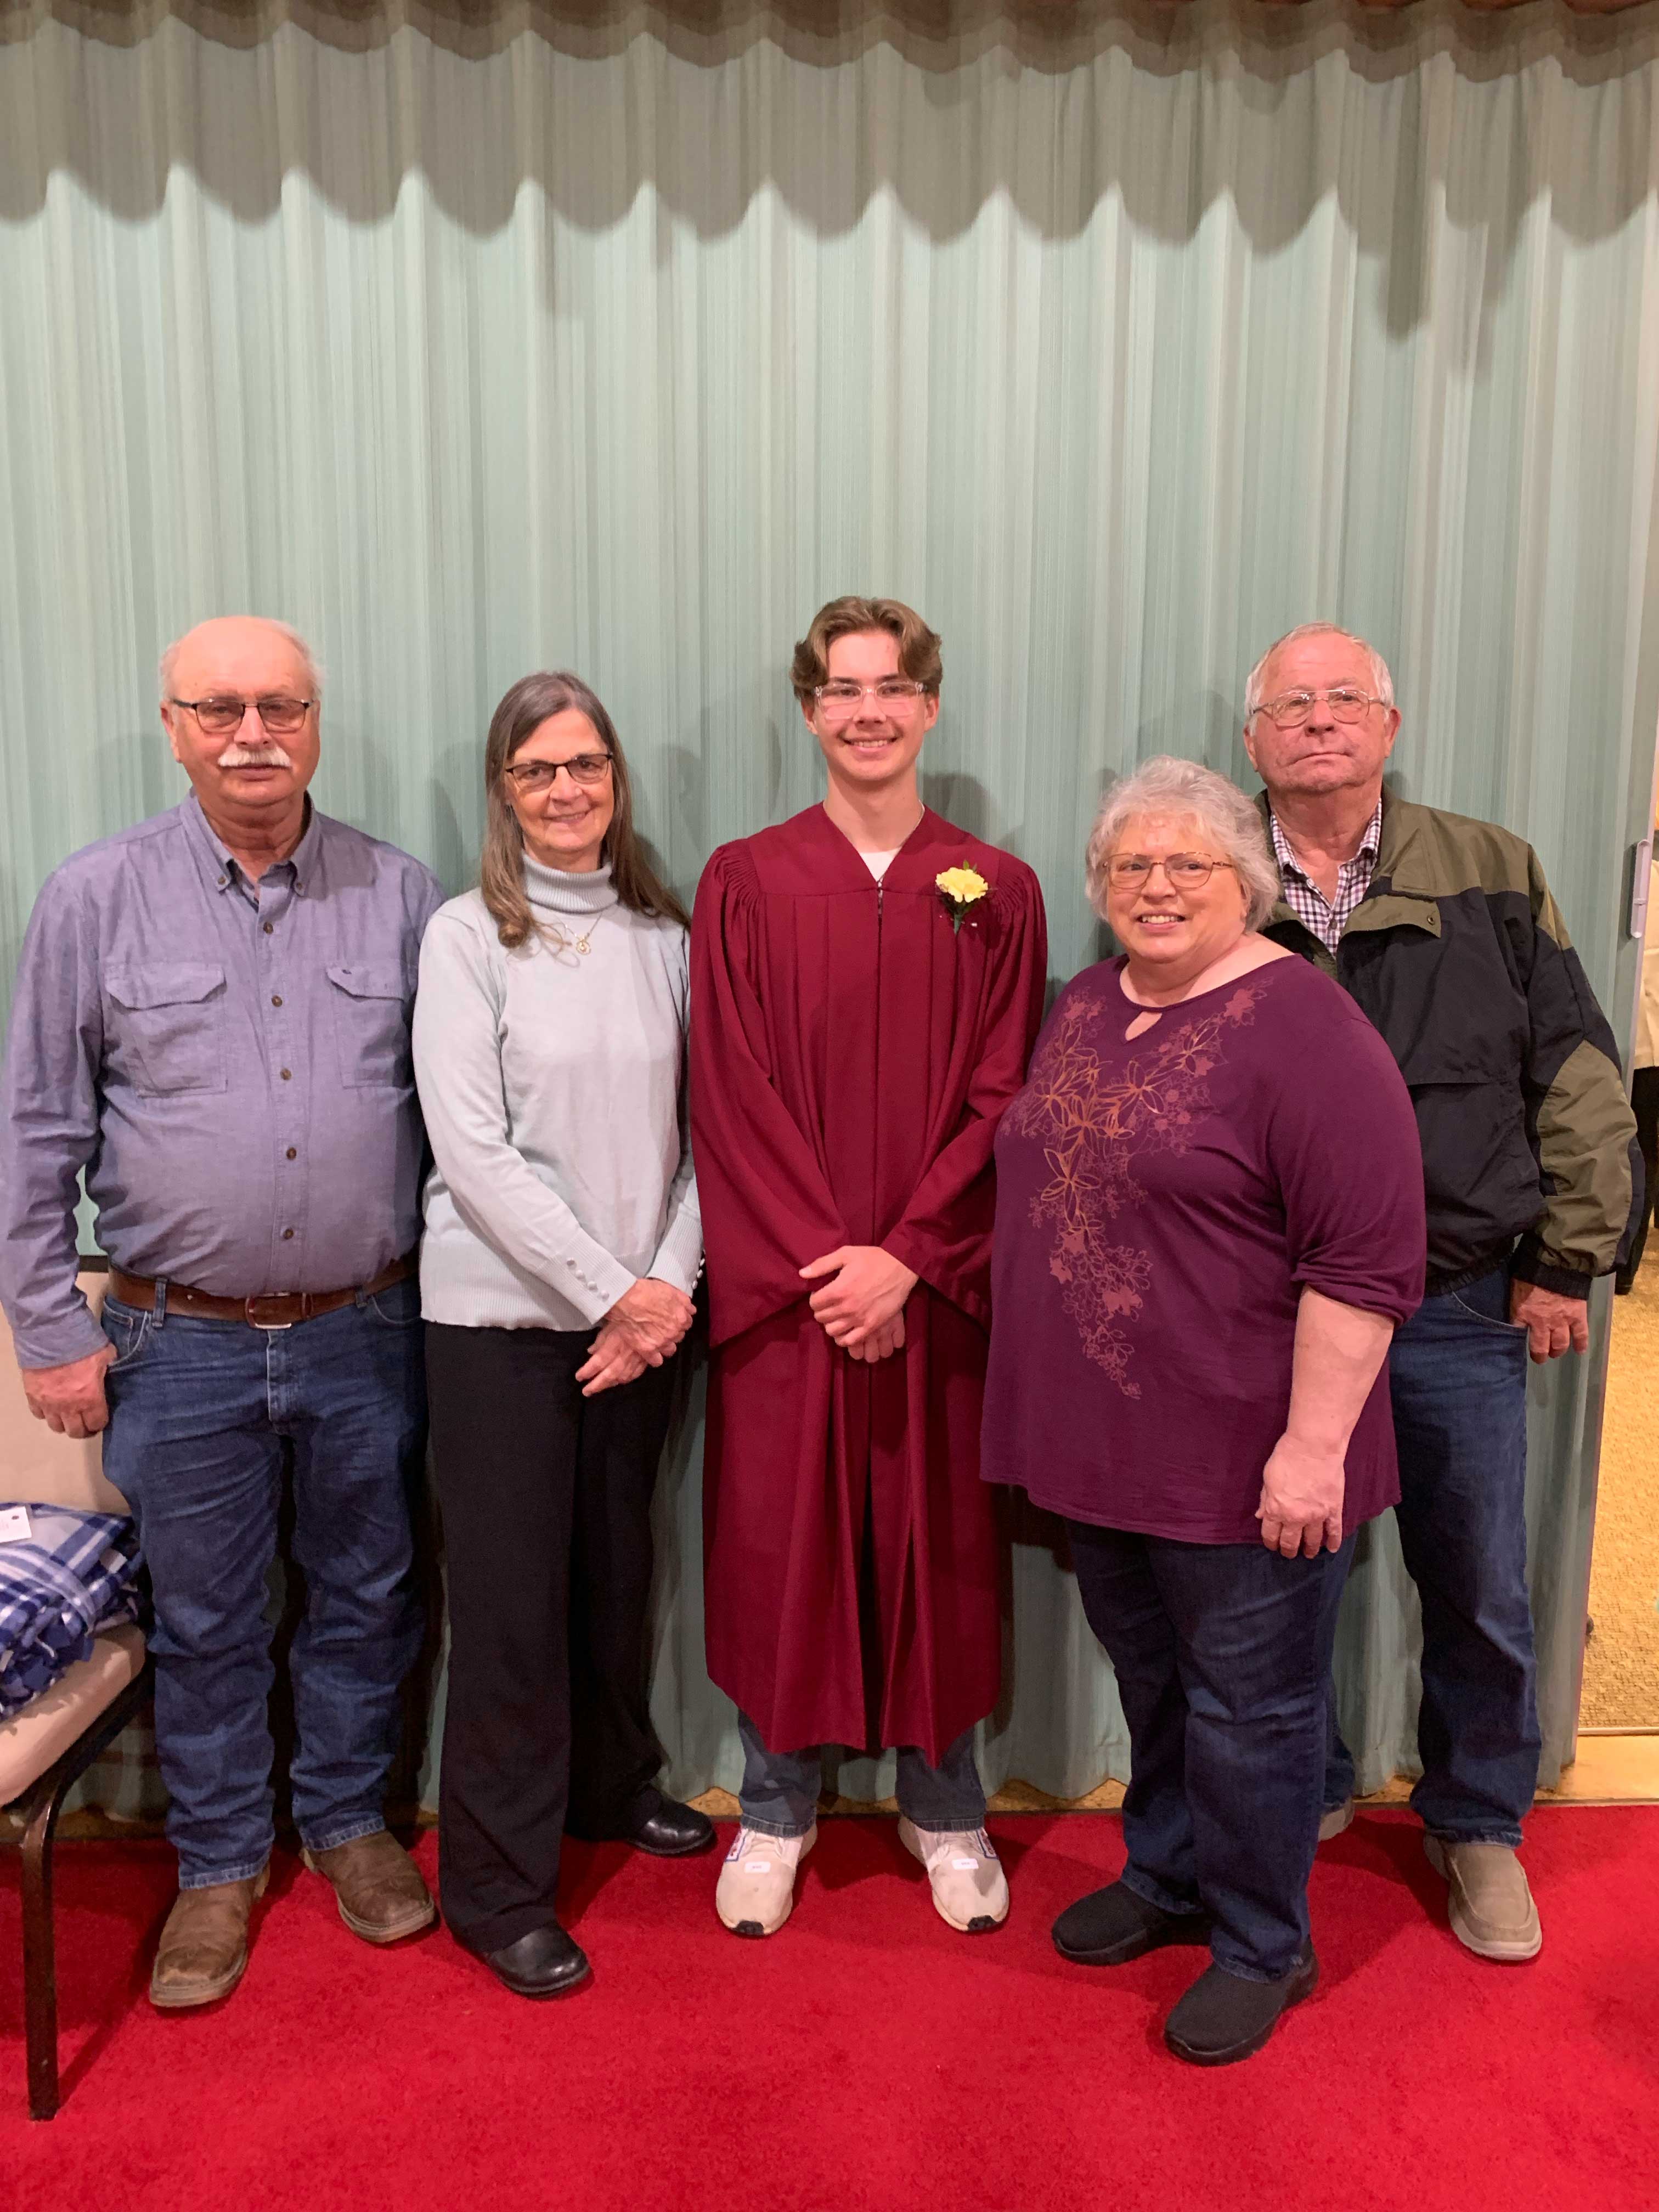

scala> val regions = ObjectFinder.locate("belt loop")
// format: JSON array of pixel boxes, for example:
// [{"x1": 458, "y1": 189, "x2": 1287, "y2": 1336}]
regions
[{"x1": 154, "y1": 1277, "x2": 169, "y2": 1329}]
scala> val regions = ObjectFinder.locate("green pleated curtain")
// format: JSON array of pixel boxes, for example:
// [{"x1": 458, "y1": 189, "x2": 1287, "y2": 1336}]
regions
[{"x1": 2, "y1": 0, "x2": 1656, "y2": 1818}]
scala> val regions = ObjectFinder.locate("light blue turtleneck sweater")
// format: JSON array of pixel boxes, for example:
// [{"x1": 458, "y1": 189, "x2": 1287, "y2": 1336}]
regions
[{"x1": 411, "y1": 856, "x2": 701, "y2": 1331}]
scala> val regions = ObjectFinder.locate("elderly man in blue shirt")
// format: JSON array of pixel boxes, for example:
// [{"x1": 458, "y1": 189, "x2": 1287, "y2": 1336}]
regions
[{"x1": 0, "y1": 616, "x2": 445, "y2": 2008}]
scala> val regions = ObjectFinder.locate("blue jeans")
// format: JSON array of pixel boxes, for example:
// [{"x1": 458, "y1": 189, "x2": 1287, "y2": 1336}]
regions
[
  {"x1": 736, "y1": 1710, "x2": 988, "y2": 1838},
  {"x1": 1324, "y1": 1265, "x2": 1538, "y2": 1847},
  {"x1": 1069, "y1": 1522, "x2": 1355, "y2": 1982},
  {"x1": 100, "y1": 1279, "x2": 426, "y2": 1888}
]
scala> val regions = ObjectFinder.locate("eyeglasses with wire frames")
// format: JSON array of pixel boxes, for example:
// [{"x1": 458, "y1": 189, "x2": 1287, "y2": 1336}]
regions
[
  {"x1": 168, "y1": 696, "x2": 315, "y2": 736},
  {"x1": 1252, "y1": 687, "x2": 1386, "y2": 729},
  {"x1": 1105, "y1": 854, "x2": 1238, "y2": 891},
  {"x1": 812, "y1": 678, "x2": 929, "y2": 721},
  {"x1": 503, "y1": 752, "x2": 614, "y2": 794}
]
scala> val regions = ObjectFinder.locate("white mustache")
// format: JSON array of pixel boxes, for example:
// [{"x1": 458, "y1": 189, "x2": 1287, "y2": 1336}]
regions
[{"x1": 218, "y1": 742, "x2": 294, "y2": 769}]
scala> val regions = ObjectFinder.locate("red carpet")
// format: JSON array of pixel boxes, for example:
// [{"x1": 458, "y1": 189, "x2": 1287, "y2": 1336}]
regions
[{"x1": 3, "y1": 1809, "x2": 1655, "y2": 2210}]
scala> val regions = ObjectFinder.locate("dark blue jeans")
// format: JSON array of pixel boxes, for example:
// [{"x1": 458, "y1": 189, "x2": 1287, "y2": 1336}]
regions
[
  {"x1": 100, "y1": 1279, "x2": 426, "y2": 1888},
  {"x1": 1069, "y1": 1522, "x2": 1355, "y2": 1982},
  {"x1": 735, "y1": 1709, "x2": 988, "y2": 1838},
  {"x1": 1324, "y1": 1265, "x2": 1538, "y2": 1847}
]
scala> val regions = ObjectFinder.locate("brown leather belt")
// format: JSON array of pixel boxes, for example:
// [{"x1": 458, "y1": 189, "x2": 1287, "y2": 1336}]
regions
[{"x1": 108, "y1": 1255, "x2": 415, "y2": 1329}]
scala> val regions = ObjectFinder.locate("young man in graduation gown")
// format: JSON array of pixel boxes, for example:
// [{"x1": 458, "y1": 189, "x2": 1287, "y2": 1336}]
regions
[{"x1": 691, "y1": 595, "x2": 1048, "y2": 1939}]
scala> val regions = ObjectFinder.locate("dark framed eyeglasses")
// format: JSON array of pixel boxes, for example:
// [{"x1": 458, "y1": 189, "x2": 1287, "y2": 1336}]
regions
[
  {"x1": 170, "y1": 696, "x2": 315, "y2": 736},
  {"x1": 504, "y1": 753, "x2": 614, "y2": 793},
  {"x1": 1253, "y1": 687, "x2": 1385, "y2": 729},
  {"x1": 1106, "y1": 854, "x2": 1237, "y2": 890}
]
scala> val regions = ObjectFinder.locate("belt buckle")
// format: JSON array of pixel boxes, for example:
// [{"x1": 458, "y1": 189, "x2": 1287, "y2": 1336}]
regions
[{"x1": 244, "y1": 1294, "x2": 294, "y2": 1333}]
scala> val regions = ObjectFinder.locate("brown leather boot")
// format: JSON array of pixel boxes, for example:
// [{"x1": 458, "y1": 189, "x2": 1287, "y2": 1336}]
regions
[
  {"x1": 149, "y1": 1863, "x2": 270, "y2": 2010},
  {"x1": 302, "y1": 1830, "x2": 436, "y2": 1944}
]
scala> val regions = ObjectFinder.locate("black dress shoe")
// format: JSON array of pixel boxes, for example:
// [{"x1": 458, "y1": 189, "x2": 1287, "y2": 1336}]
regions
[
  {"x1": 1164, "y1": 1949, "x2": 1319, "y2": 2066},
  {"x1": 623, "y1": 1785, "x2": 716, "y2": 1858},
  {"x1": 1052, "y1": 1879, "x2": 1212, "y2": 1966},
  {"x1": 472, "y1": 1924, "x2": 591, "y2": 2000}
]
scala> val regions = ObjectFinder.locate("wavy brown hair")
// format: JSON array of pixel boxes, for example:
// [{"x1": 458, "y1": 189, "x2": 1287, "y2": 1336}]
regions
[
  {"x1": 479, "y1": 671, "x2": 689, "y2": 950},
  {"x1": 789, "y1": 595, "x2": 943, "y2": 704}
]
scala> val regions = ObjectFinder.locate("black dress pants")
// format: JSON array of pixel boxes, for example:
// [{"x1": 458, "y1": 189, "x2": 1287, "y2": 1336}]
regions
[{"x1": 425, "y1": 1323, "x2": 676, "y2": 1950}]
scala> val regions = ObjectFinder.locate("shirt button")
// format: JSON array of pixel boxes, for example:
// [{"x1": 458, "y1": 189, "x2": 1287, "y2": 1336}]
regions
[
  {"x1": 285, "y1": 1147, "x2": 297, "y2": 1161},
  {"x1": 263, "y1": 921, "x2": 274, "y2": 935},
  {"x1": 282, "y1": 1228, "x2": 295, "y2": 1241},
  {"x1": 271, "y1": 994, "x2": 283, "y2": 1007},
  {"x1": 280, "y1": 1068, "x2": 292, "y2": 1081}
]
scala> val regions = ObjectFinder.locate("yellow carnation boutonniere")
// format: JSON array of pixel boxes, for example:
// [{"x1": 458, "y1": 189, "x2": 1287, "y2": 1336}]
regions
[{"x1": 935, "y1": 865, "x2": 990, "y2": 934}]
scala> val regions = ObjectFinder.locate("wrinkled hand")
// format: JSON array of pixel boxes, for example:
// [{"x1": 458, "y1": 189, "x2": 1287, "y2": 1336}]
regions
[
  {"x1": 22, "y1": 1344, "x2": 117, "y2": 1439},
  {"x1": 799, "y1": 1246, "x2": 918, "y2": 1358},
  {"x1": 577, "y1": 1278, "x2": 695, "y2": 1397},
  {"x1": 1256, "y1": 1434, "x2": 1345, "y2": 1559},
  {"x1": 1509, "y1": 1281, "x2": 1589, "y2": 1364}
]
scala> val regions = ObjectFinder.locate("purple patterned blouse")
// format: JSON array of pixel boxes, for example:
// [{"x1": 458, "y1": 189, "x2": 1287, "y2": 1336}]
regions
[{"x1": 982, "y1": 953, "x2": 1426, "y2": 1544}]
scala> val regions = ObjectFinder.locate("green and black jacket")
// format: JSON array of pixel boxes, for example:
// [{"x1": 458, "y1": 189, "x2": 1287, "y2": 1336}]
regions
[{"x1": 1260, "y1": 793, "x2": 1642, "y2": 1299}]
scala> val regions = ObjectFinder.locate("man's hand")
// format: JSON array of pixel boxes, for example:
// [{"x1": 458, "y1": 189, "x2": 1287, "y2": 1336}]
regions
[
  {"x1": 1509, "y1": 1280, "x2": 1590, "y2": 1364},
  {"x1": 799, "y1": 1246, "x2": 918, "y2": 1357},
  {"x1": 577, "y1": 1278, "x2": 695, "y2": 1397},
  {"x1": 22, "y1": 1343, "x2": 118, "y2": 1438},
  {"x1": 1256, "y1": 1434, "x2": 1346, "y2": 1559},
  {"x1": 845, "y1": 1311, "x2": 907, "y2": 1364}
]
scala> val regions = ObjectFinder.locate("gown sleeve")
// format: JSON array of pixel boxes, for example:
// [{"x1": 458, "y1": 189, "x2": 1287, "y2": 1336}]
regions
[
  {"x1": 690, "y1": 844, "x2": 849, "y2": 1347},
  {"x1": 882, "y1": 862, "x2": 1049, "y2": 1329}
]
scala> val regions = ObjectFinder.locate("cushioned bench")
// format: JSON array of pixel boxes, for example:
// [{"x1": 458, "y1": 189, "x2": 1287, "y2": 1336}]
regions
[{"x1": 1, "y1": 1273, "x2": 153, "y2": 2121}]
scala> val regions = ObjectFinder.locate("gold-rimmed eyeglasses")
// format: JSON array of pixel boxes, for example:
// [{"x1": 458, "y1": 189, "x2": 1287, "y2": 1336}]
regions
[
  {"x1": 1106, "y1": 854, "x2": 1237, "y2": 890},
  {"x1": 1252, "y1": 687, "x2": 1385, "y2": 729}
]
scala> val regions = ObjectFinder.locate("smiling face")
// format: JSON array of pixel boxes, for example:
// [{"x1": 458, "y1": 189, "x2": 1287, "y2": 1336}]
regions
[
  {"x1": 504, "y1": 709, "x2": 616, "y2": 874},
  {"x1": 160, "y1": 617, "x2": 321, "y2": 825},
  {"x1": 1242, "y1": 630, "x2": 1401, "y2": 802},
  {"x1": 800, "y1": 627, "x2": 938, "y2": 798},
  {"x1": 1105, "y1": 812, "x2": 1251, "y2": 988}
]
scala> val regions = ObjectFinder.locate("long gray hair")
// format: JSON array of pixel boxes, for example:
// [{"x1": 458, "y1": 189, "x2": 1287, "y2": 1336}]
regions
[
  {"x1": 479, "y1": 672, "x2": 689, "y2": 950},
  {"x1": 1085, "y1": 756, "x2": 1280, "y2": 928}
]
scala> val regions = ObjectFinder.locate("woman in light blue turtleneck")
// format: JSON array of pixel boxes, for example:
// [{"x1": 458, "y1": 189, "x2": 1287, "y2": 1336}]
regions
[{"x1": 412, "y1": 671, "x2": 710, "y2": 2000}]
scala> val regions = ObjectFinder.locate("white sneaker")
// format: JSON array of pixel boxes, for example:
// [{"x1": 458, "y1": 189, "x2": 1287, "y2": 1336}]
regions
[
  {"x1": 715, "y1": 1824, "x2": 816, "y2": 1937},
  {"x1": 899, "y1": 1818, "x2": 1009, "y2": 1933}
]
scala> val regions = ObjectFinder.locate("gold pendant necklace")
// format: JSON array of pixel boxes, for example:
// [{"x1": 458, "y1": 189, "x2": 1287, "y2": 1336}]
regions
[{"x1": 551, "y1": 923, "x2": 592, "y2": 956}]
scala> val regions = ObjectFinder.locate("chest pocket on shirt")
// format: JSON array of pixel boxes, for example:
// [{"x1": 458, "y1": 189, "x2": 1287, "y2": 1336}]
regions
[
  {"x1": 326, "y1": 964, "x2": 413, "y2": 1088},
  {"x1": 105, "y1": 964, "x2": 228, "y2": 1096}
]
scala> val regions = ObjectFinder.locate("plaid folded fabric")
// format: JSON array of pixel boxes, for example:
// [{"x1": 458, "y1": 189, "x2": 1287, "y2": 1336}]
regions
[{"x1": 0, "y1": 1504, "x2": 144, "y2": 1713}]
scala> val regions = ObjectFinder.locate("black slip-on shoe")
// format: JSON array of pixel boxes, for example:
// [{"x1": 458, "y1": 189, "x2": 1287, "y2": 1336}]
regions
[
  {"x1": 1164, "y1": 1948, "x2": 1319, "y2": 2066},
  {"x1": 1052, "y1": 1879, "x2": 1212, "y2": 1966},
  {"x1": 466, "y1": 1923, "x2": 591, "y2": 2000},
  {"x1": 567, "y1": 1784, "x2": 717, "y2": 1858},
  {"x1": 625, "y1": 1784, "x2": 716, "y2": 1857}
]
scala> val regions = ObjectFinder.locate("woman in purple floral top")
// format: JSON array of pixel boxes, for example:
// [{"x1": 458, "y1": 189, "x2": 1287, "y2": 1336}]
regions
[{"x1": 983, "y1": 757, "x2": 1424, "y2": 2067}]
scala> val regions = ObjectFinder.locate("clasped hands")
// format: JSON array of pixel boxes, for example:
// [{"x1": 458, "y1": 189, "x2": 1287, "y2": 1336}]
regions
[
  {"x1": 799, "y1": 1245, "x2": 919, "y2": 1362},
  {"x1": 577, "y1": 1277, "x2": 696, "y2": 1396}
]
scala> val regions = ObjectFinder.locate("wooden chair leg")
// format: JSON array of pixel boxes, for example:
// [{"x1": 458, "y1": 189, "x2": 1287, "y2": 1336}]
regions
[{"x1": 20, "y1": 1779, "x2": 63, "y2": 2121}]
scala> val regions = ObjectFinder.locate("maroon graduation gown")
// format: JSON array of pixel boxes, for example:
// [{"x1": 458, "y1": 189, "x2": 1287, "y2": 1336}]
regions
[{"x1": 690, "y1": 804, "x2": 1048, "y2": 1761}]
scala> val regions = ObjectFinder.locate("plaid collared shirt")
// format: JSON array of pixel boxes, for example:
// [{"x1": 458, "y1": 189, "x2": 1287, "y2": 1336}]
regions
[
  {"x1": 0, "y1": 1505, "x2": 143, "y2": 1712},
  {"x1": 1268, "y1": 800, "x2": 1384, "y2": 955}
]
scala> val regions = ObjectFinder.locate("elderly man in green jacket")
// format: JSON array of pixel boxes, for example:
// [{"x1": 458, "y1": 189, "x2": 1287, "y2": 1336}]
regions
[{"x1": 1242, "y1": 622, "x2": 1640, "y2": 1966}]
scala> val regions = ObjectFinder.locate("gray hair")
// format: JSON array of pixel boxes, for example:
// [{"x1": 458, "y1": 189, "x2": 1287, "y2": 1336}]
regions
[
  {"x1": 1085, "y1": 755, "x2": 1280, "y2": 930},
  {"x1": 158, "y1": 619, "x2": 323, "y2": 706},
  {"x1": 1243, "y1": 623, "x2": 1394, "y2": 718}
]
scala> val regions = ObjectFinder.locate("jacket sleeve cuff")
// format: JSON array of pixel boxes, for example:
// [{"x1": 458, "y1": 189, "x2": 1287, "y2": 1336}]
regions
[{"x1": 1509, "y1": 1236, "x2": 1596, "y2": 1301}]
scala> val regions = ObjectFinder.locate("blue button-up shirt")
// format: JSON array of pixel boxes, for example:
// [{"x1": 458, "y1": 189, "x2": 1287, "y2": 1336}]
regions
[{"x1": 0, "y1": 794, "x2": 444, "y2": 1367}]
